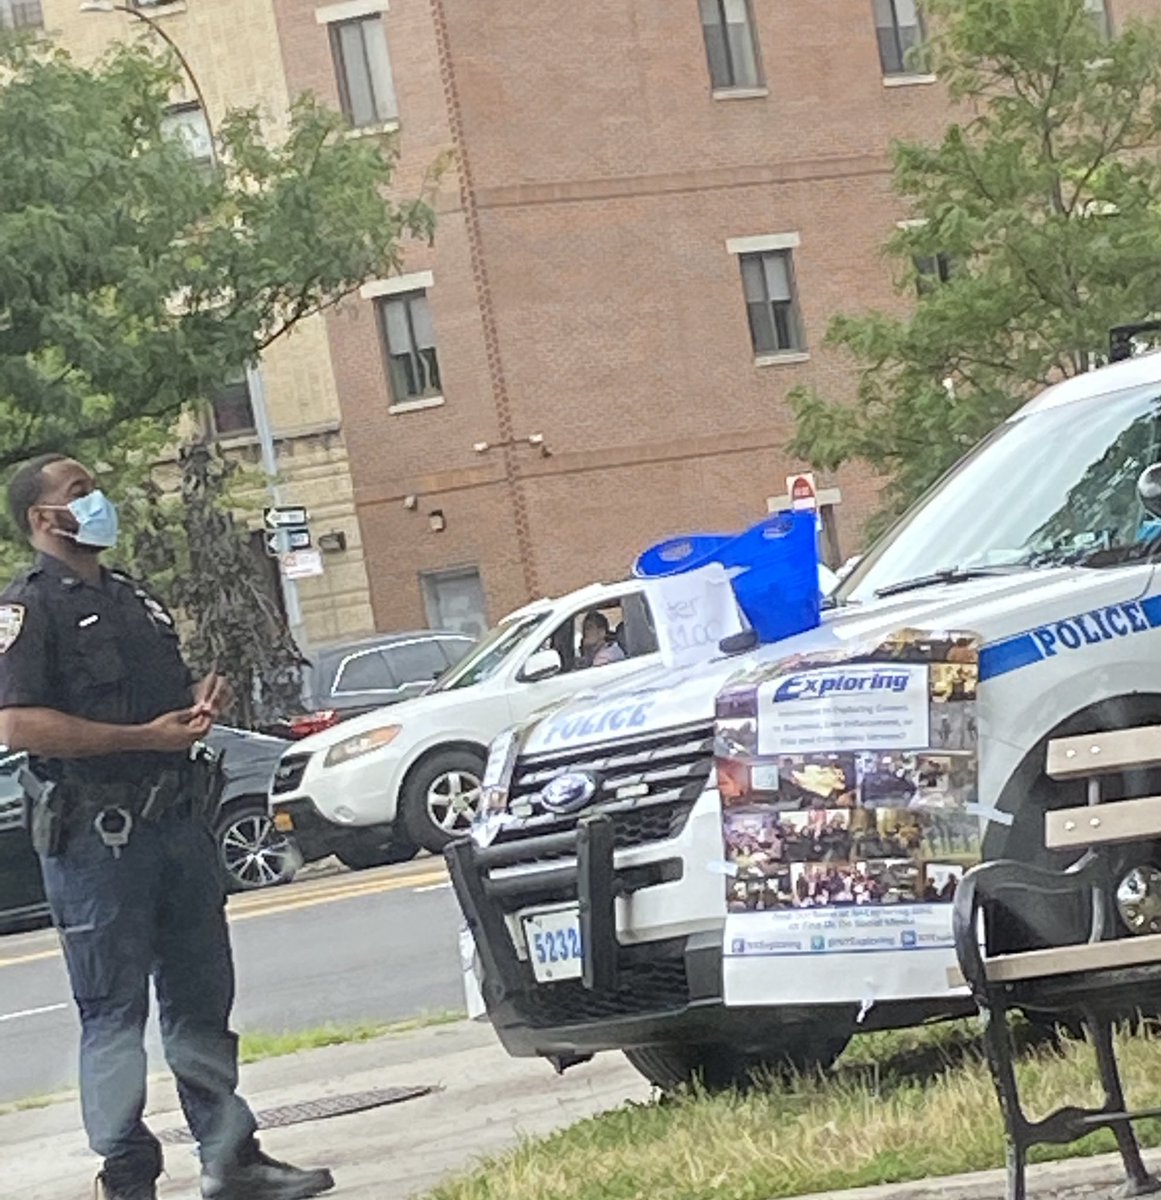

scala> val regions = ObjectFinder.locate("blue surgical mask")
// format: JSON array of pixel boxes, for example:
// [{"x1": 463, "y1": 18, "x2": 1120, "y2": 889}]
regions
[{"x1": 65, "y1": 490, "x2": 120, "y2": 549}]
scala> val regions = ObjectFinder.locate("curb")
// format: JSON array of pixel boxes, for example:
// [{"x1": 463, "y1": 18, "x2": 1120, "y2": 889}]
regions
[{"x1": 790, "y1": 1148, "x2": 1161, "y2": 1200}]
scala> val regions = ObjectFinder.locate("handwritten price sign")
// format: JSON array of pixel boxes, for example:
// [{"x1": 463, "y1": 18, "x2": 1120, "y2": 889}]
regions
[{"x1": 644, "y1": 563, "x2": 744, "y2": 668}]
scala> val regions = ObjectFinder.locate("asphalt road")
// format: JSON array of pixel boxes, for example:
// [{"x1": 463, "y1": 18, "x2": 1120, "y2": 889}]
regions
[{"x1": 0, "y1": 860, "x2": 464, "y2": 1103}]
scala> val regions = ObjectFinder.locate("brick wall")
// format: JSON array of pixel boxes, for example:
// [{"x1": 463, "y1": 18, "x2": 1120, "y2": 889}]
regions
[{"x1": 274, "y1": 0, "x2": 1160, "y2": 632}]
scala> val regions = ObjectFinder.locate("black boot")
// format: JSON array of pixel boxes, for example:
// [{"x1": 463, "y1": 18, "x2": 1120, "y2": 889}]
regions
[
  {"x1": 201, "y1": 1150, "x2": 334, "y2": 1200},
  {"x1": 94, "y1": 1173, "x2": 158, "y2": 1200}
]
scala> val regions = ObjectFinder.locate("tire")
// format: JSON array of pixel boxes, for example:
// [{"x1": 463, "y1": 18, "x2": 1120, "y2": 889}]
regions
[
  {"x1": 624, "y1": 1030, "x2": 850, "y2": 1093},
  {"x1": 400, "y1": 748, "x2": 487, "y2": 853},
  {"x1": 214, "y1": 802, "x2": 303, "y2": 892},
  {"x1": 335, "y1": 840, "x2": 419, "y2": 871}
]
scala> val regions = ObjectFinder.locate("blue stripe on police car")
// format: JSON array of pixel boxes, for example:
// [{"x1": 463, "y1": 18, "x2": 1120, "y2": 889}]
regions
[{"x1": 979, "y1": 595, "x2": 1161, "y2": 682}]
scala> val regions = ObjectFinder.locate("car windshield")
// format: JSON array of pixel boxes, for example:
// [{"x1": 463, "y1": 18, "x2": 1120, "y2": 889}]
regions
[
  {"x1": 840, "y1": 381, "x2": 1161, "y2": 603},
  {"x1": 430, "y1": 612, "x2": 547, "y2": 692}
]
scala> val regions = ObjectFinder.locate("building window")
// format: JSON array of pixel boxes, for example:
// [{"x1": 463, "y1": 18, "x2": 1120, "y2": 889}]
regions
[
  {"x1": 376, "y1": 291, "x2": 441, "y2": 404},
  {"x1": 0, "y1": 0, "x2": 43, "y2": 29},
  {"x1": 699, "y1": 0, "x2": 763, "y2": 91},
  {"x1": 873, "y1": 0, "x2": 925, "y2": 76},
  {"x1": 210, "y1": 375, "x2": 256, "y2": 438},
  {"x1": 740, "y1": 250, "x2": 805, "y2": 356},
  {"x1": 162, "y1": 103, "x2": 214, "y2": 171},
  {"x1": 914, "y1": 252, "x2": 956, "y2": 295},
  {"x1": 1085, "y1": 0, "x2": 1112, "y2": 39},
  {"x1": 330, "y1": 15, "x2": 399, "y2": 128}
]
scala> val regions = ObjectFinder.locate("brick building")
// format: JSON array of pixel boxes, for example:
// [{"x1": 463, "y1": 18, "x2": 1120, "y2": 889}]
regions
[
  {"x1": 270, "y1": 0, "x2": 1117, "y2": 636},
  {"x1": 36, "y1": 0, "x2": 1140, "y2": 639}
]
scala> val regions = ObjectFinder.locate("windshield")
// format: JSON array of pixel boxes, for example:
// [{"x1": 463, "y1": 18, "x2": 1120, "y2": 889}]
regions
[
  {"x1": 431, "y1": 612, "x2": 548, "y2": 692},
  {"x1": 840, "y1": 382, "x2": 1161, "y2": 602}
]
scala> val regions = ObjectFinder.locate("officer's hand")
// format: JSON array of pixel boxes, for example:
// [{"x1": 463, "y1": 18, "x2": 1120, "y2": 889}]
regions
[
  {"x1": 144, "y1": 708, "x2": 213, "y2": 753},
  {"x1": 193, "y1": 672, "x2": 233, "y2": 720}
]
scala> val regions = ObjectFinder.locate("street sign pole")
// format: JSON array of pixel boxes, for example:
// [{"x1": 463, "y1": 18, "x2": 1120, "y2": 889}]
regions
[{"x1": 247, "y1": 362, "x2": 307, "y2": 653}]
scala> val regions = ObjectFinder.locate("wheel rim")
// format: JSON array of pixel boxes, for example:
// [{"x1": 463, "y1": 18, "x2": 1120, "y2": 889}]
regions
[
  {"x1": 220, "y1": 813, "x2": 299, "y2": 889},
  {"x1": 427, "y1": 769, "x2": 483, "y2": 834}
]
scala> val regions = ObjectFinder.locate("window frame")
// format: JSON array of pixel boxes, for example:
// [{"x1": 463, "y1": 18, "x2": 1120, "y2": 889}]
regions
[
  {"x1": 873, "y1": 0, "x2": 926, "y2": 77},
  {"x1": 738, "y1": 248, "x2": 807, "y2": 358},
  {"x1": 209, "y1": 375, "x2": 257, "y2": 440},
  {"x1": 374, "y1": 289, "x2": 442, "y2": 406},
  {"x1": 331, "y1": 647, "x2": 400, "y2": 697},
  {"x1": 384, "y1": 636, "x2": 456, "y2": 686},
  {"x1": 0, "y1": 0, "x2": 42, "y2": 29},
  {"x1": 699, "y1": 0, "x2": 765, "y2": 92},
  {"x1": 1084, "y1": 0, "x2": 1113, "y2": 40},
  {"x1": 329, "y1": 13, "x2": 399, "y2": 129}
]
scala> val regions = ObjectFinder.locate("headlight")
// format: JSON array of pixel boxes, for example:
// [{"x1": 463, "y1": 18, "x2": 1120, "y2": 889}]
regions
[{"x1": 323, "y1": 725, "x2": 402, "y2": 768}]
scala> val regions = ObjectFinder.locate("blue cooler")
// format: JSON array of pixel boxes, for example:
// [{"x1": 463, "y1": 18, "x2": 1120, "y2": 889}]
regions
[{"x1": 633, "y1": 512, "x2": 821, "y2": 645}]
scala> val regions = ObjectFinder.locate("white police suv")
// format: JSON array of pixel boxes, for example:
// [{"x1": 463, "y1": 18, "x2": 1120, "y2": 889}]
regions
[{"x1": 450, "y1": 344, "x2": 1161, "y2": 1091}]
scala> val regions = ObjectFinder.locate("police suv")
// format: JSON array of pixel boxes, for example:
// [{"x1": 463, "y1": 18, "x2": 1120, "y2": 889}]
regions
[{"x1": 450, "y1": 345, "x2": 1161, "y2": 1091}]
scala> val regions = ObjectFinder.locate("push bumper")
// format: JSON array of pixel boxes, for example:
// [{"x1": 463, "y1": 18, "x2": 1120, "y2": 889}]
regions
[{"x1": 447, "y1": 812, "x2": 734, "y2": 1058}]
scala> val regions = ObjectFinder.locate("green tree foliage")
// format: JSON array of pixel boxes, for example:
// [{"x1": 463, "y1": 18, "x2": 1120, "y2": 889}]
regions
[
  {"x1": 0, "y1": 39, "x2": 440, "y2": 722},
  {"x1": 124, "y1": 446, "x2": 303, "y2": 730},
  {"x1": 789, "y1": 0, "x2": 1161, "y2": 532},
  {"x1": 0, "y1": 39, "x2": 434, "y2": 470}
]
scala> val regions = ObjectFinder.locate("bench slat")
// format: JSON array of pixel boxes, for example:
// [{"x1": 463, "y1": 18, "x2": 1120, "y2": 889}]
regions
[
  {"x1": 1047, "y1": 727, "x2": 1161, "y2": 781},
  {"x1": 1045, "y1": 794, "x2": 1161, "y2": 850},
  {"x1": 947, "y1": 933, "x2": 1161, "y2": 990}
]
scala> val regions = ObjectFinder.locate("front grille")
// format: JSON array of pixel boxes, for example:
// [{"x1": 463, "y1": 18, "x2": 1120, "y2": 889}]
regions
[
  {"x1": 272, "y1": 754, "x2": 310, "y2": 796},
  {"x1": 498, "y1": 724, "x2": 713, "y2": 854},
  {"x1": 518, "y1": 949, "x2": 691, "y2": 1028}
]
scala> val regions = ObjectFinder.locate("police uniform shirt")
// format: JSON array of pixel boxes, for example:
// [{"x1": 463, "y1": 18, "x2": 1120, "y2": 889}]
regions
[{"x1": 0, "y1": 553, "x2": 194, "y2": 784}]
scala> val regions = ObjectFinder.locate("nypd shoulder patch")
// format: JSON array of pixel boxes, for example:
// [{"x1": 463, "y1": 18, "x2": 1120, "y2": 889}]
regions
[{"x1": 0, "y1": 604, "x2": 26, "y2": 654}]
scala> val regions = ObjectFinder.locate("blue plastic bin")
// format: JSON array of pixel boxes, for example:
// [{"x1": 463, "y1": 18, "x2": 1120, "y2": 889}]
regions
[{"x1": 632, "y1": 512, "x2": 821, "y2": 645}]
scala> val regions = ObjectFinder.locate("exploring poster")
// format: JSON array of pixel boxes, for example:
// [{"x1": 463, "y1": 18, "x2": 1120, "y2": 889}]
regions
[{"x1": 719, "y1": 629, "x2": 982, "y2": 1007}]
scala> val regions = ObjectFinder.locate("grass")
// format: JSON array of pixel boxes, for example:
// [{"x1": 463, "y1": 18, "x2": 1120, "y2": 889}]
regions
[
  {"x1": 238, "y1": 1008, "x2": 464, "y2": 1064},
  {"x1": 426, "y1": 1019, "x2": 1161, "y2": 1200}
]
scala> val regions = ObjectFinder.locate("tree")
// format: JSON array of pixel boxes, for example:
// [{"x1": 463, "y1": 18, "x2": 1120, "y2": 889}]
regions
[
  {"x1": 788, "y1": 0, "x2": 1161, "y2": 532},
  {"x1": 0, "y1": 39, "x2": 435, "y2": 470},
  {"x1": 124, "y1": 446, "x2": 304, "y2": 730}
]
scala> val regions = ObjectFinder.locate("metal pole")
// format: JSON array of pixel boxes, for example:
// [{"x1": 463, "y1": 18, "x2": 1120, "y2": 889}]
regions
[{"x1": 83, "y1": 1, "x2": 306, "y2": 652}]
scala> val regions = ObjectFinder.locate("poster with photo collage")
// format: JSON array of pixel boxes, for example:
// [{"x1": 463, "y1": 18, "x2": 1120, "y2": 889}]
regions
[{"x1": 716, "y1": 629, "x2": 981, "y2": 917}]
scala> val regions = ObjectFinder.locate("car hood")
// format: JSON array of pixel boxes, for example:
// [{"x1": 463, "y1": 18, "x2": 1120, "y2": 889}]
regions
[{"x1": 521, "y1": 565, "x2": 1155, "y2": 755}]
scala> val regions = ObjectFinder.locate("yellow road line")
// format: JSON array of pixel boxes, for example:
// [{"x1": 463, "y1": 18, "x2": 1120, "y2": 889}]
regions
[{"x1": 0, "y1": 867, "x2": 452, "y2": 969}]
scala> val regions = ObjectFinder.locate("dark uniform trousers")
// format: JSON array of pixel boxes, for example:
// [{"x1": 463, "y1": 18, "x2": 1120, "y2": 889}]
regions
[{"x1": 41, "y1": 805, "x2": 258, "y2": 1187}]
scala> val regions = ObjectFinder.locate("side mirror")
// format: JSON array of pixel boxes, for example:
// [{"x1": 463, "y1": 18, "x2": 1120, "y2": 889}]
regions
[
  {"x1": 520, "y1": 648, "x2": 562, "y2": 683},
  {"x1": 1140, "y1": 465, "x2": 1161, "y2": 521}
]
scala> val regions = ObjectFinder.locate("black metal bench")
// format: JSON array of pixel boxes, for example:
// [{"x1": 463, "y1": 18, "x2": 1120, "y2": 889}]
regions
[{"x1": 953, "y1": 727, "x2": 1161, "y2": 1200}]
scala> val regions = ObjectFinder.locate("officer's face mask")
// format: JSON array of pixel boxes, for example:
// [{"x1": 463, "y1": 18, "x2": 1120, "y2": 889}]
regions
[{"x1": 40, "y1": 490, "x2": 120, "y2": 550}]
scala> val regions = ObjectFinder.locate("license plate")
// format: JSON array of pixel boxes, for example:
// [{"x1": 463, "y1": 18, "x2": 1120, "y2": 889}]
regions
[{"x1": 522, "y1": 906, "x2": 584, "y2": 983}]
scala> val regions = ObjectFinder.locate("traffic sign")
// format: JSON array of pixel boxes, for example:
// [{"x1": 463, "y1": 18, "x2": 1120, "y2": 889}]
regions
[
  {"x1": 265, "y1": 528, "x2": 311, "y2": 556},
  {"x1": 786, "y1": 472, "x2": 818, "y2": 512},
  {"x1": 281, "y1": 549, "x2": 324, "y2": 580},
  {"x1": 264, "y1": 505, "x2": 308, "y2": 530}
]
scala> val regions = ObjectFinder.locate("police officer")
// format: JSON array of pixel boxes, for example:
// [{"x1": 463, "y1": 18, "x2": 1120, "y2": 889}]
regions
[{"x1": 0, "y1": 455, "x2": 334, "y2": 1200}]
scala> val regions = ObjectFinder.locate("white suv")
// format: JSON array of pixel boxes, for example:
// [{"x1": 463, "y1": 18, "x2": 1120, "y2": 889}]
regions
[
  {"x1": 270, "y1": 583, "x2": 661, "y2": 869},
  {"x1": 453, "y1": 347, "x2": 1161, "y2": 1090}
]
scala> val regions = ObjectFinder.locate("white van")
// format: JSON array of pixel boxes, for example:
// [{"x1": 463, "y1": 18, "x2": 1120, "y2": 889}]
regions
[{"x1": 451, "y1": 348, "x2": 1161, "y2": 1090}]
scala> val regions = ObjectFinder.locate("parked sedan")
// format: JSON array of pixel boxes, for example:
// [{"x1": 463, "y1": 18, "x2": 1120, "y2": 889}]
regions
[
  {"x1": 0, "y1": 727, "x2": 296, "y2": 932},
  {"x1": 264, "y1": 630, "x2": 476, "y2": 741}
]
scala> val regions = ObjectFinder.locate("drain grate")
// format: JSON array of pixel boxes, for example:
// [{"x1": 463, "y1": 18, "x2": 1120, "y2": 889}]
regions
[{"x1": 159, "y1": 1085, "x2": 436, "y2": 1144}]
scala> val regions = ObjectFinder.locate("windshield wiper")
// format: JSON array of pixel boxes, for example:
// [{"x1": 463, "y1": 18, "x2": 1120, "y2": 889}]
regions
[{"x1": 874, "y1": 566, "x2": 1019, "y2": 599}]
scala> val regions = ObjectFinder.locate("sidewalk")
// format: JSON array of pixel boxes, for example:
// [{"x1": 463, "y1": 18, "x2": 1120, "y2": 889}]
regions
[
  {"x1": 1, "y1": 1020, "x2": 650, "y2": 1200},
  {"x1": 4, "y1": 1017, "x2": 1159, "y2": 1200}
]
